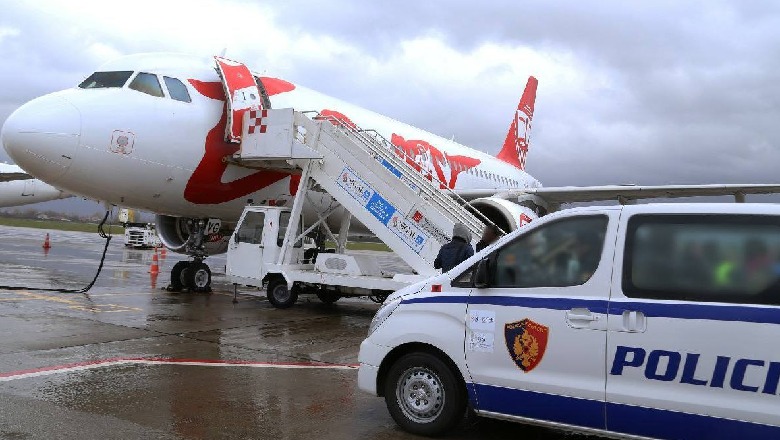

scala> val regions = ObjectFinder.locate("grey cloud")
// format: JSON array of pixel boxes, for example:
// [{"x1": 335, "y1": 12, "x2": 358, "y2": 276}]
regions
[{"x1": 2, "y1": 0, "x2": 780, "y2": 217}]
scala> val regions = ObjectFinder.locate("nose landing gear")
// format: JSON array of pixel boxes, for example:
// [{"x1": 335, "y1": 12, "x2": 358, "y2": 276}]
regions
[
  {"x1": 167, "y1": 259, "x2": 212, "y2": 293},
  {"x1": 166, "y1": 219, "x2": 213, "y2": 293}
]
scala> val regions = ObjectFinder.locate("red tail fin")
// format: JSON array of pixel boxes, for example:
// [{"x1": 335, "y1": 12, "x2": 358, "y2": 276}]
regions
[{"x1": 496, "y1": 76, "x2": 537, "y2": 170}]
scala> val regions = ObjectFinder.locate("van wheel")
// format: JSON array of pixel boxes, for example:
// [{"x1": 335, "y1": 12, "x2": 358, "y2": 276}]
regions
[
  {"x1": 267, "y1": 277, "x2": 297, "y2": 308},
  {"x1": 384, "y1": 352, "x2": 465, "y2": 436}
]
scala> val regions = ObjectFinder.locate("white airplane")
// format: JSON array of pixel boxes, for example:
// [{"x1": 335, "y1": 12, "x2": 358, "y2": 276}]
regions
[
  {"x1": 0, "y1": 162, "x2": 71, "y2": 208},
  {"x1": 2, "y1": 53, "x2": 779, "y2": 290}
]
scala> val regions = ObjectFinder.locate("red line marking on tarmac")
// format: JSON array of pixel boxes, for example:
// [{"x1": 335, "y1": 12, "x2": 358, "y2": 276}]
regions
[{"x1": 0, "y1": 358, "x2": 359, "y2": 382}]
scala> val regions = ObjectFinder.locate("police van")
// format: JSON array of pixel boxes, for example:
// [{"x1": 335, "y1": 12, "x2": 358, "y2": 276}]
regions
[{"x1": 358, "y1": 203, "x2": 780, "y2": 438}]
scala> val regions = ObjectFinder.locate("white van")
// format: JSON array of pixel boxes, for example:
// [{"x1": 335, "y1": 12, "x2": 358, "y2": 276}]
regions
[{"x1": 358, "y1": 203, "x2": 780, "y2": 438}]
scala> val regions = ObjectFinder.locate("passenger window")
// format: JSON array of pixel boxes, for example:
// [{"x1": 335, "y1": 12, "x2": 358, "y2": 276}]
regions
[
  {"x1": 163, "y1": 76, "x2": 192, "y2": 103},
  {"x1": 78, "y1": 71, "x2": 133, "y2": 89},
  {"x1": 452, "y1": 265, "x2": 475, "y2": 287},
  {"x1": 624, "y1": 215, "x2": 780, "y2": 305},
  {"x1": 492, "y1": 216, "x2": 608, "y2": 288},
  {"x1": 129, "y1": 72, "x2": 164, "y2": 98},
  {"x1": 236, "y1": 212, "x2": 265, "y2": 244},
  {"x1": 278, "y1": 211, "x2": 303, "y2": 248}
]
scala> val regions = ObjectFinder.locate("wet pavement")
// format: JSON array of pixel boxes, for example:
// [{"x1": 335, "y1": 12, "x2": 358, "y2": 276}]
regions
[{"x1": 0, "y1": 225, "x2": 590, "y2": 439}]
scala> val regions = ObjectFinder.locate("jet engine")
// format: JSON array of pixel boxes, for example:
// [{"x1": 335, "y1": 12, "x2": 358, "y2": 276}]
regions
[
  {"x1": 467, "y1": 197, "x2": 539, "y2": 234},
  {"x1": 155, "y1": 215, "x2": 231, "y2": 255}
]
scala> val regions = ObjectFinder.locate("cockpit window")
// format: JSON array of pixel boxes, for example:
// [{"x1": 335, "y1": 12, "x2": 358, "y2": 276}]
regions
[
  {"x1": 78, "y1": 71, "x2": 133, "y2": 89},
  {"x1": 163, "y1": 76, "x2": 192, "y2": 103},
  {"x1": 129, "y1": 72, "x2": 165, "y2": 98}
]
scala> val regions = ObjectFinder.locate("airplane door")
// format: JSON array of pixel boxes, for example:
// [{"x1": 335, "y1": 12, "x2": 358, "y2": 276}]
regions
[
  {"x1": 227, "y1": 211, "x2": 266, "y2": 284},
  {"x1": 214, "y1": 56, "x2": 264, "y2": 143},
  {"x1": 22, "y1": 180, "x2": 35, "y2": 196}
]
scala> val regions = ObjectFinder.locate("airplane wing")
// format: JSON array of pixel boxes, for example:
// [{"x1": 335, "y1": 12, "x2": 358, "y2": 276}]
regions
[
  {"x1": 456, "y1": 184, "x2": 780, "y2": 207},
  {"x1": 0, "y1": 163, "x2": 32, "y2": 182}
]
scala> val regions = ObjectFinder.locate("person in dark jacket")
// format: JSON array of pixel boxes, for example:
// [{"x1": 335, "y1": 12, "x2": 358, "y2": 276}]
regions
[
  {"x1": 476, "y1": 224, "x2": 502, "y2": 252},
  {"x1": 434, "y1": 223, "x2": 474, "y2": 273}
]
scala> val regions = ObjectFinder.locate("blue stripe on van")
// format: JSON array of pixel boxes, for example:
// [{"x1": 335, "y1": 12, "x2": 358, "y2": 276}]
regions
[
  {"x1": 610, "y1": 301, "x2": 780, "y2": 325},
  {"x1": 401, "y1": 296, "x2": 780, "y2": 324},
  {"x1": 402, "y1": 295, "x2": 610, "y2": 314},
  {"x1": 606, "y1": 401, "x2": 780, "y2": 439},
  {"x1": 471, "y1": 383, "x2": 780, "y2": 439},
  {"x1": 472, "y1": 383, "x2": 605, "y2": 430}
]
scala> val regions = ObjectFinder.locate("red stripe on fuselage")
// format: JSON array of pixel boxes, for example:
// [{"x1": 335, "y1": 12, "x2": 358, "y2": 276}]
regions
[
  {"x1": 184, "y1": 79, "x2": 295, "y2": 205},
  {"x1": 391, "y1": 134, "x2": 481, "y2": 189},
  {"x1": 316, "y1": 109, "x2": 481, "y2": 189}
]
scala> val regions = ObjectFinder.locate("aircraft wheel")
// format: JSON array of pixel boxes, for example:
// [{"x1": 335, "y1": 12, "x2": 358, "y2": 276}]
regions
[
  {"x1": 267, "y1": 277, "x2": 297, "y2": 308},
  {"x1": 185, "y1": 261, "x2": 212, "y2": 292},
  {"x1": 167, "y1": 261, "x2": 190, "y2": 292}
]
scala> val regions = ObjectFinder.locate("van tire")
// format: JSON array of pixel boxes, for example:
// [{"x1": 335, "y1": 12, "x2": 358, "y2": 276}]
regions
[
  {"x1": 267, "y1": 277, "x2": 297, "y2": 308},
  {"x1": 384, "y1": 352, "x2": 465, "y2": 436}
]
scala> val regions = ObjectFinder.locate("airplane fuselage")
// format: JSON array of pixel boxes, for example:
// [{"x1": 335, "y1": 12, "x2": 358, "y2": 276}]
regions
[{"x1": 2, "y1": 53, "x2": 540, "y2": 224}]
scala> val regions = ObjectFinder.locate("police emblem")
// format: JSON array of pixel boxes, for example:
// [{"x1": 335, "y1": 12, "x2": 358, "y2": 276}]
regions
[{"x1": 505, "y1": 319, "x2": 549, "y2": 372}]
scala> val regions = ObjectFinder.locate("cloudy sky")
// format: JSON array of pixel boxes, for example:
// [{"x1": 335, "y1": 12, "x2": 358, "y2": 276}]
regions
[{"x1": 1, "y1": 0, "x2": 780, "y2": 212}]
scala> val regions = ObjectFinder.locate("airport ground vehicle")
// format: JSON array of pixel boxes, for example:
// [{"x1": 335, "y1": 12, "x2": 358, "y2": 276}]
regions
[
  {"x1": 123, "y1": 223, "x2": 161, "y2": 248},
  {"x1": 358, "y1": 203, "x2": 780, "y2": 439},
  {"x1": 226, "y1": 108, "x2": 497, "y2": 307}
]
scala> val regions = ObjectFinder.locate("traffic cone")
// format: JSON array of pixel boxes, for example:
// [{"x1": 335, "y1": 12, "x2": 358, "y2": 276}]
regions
[
  {"x1": 159, "y1": 246, "x2": 167, "y2": 258},
  {"x1": 150, "y1": 271, "x2": 159, "y2": 289},
  {"x1": 149, "y1": 252, "x2": 160, "y2": 274},
  {"x1": 42, "y1": 233, "x2": 51, "y2": 249}
]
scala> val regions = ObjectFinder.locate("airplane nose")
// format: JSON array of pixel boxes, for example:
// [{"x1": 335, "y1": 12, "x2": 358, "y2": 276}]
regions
[{"x1": 1, "y1": 94, "x2": 81, "y2": 184}]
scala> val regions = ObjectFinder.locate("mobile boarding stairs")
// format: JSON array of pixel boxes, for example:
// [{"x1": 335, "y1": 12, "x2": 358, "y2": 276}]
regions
[{"x1": 225, "y1": 107, "x2": 492, "y2": 307}]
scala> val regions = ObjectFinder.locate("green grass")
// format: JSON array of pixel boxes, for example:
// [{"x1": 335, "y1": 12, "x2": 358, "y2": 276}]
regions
[{"x1": 0, "y1": 217, "x2": 124, "y2": 234}]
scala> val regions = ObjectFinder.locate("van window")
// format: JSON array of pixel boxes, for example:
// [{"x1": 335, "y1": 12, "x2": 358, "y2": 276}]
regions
[
  {"x1": 129, "y1": 72, "x2": 165, "y2": 98},
  {"x1": 236, "y1": 212, "x2": 265, "y2": 244},
  {"x1": 492, "y1": 216, "x2": 608, "y2": 288},
  {"x1": 623, "y1": 214, "x2": 780, "y2": 305}
]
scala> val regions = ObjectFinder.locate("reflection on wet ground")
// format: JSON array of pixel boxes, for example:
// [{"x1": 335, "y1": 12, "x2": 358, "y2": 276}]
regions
[{"x1": 0, "y1": 225, "x2": 591, "y2": 439}]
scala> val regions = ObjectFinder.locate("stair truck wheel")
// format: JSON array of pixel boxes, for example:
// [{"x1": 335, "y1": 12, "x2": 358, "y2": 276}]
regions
[
  {"x1": 267, "y1": 276, "x2": 298, "y2": 308},
  {"x1": 316, "y1": 290, "x2": 341, "y2": 304}
]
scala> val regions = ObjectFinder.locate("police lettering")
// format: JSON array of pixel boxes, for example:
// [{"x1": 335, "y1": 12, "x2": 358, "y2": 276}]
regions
[{"x1": 611, "y1": 346, "x2": 780, "y2": 395}]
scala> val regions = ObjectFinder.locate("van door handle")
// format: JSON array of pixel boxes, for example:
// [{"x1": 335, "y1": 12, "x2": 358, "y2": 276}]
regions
[
  {"x1": 565, "y1": 308, "x2": 602, "y2": 330},
  {"x1": 621, "y1": 310, "x2": 647, "y2": 333}
]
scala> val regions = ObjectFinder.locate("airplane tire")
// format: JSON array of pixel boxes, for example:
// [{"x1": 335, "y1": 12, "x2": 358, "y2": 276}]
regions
[
  {"x1": 185, "y1": 262, "x2": 212, "y2": 292},
  {"x1": 267, "y1": 277, "x2": 297, "y2": 309},
  {"x1": 168, "y1": 261, "x2": 189, "y2": 292}
]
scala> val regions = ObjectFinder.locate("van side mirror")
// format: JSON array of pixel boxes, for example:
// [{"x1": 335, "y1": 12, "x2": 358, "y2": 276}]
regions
[{"x1": 474, "y1": 258, "x2": 491, "y2": 288}]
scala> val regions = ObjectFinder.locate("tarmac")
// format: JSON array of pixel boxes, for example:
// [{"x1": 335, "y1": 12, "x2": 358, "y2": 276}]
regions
[{"x1": 0, "y1": 224, "x2": 594, "y2": 439}]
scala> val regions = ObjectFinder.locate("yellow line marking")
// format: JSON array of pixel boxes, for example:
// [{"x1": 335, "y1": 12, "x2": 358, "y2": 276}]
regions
[{"x1": 4, "y1": 291, "x2": 142, "y2": 313}]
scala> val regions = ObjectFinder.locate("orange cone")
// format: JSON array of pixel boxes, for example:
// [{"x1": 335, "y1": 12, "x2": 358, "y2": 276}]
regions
[
  {"x1": 149, "y1": 252, "x2": 160, "y2": 274},
  {"x1": 159, "y1": 246, "x2": 167, "y2": 258},
  {"x1": 150, "y1": 271, "x2": 159, "y2": 289},
  {"x1": 42, "y1": 233, "x2": 51, "y2": 249}
]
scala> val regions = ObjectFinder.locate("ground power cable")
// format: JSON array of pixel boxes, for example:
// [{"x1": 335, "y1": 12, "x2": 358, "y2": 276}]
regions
[{"x1": 0, "y1": 210, "x2": 113, "y2": 294}]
